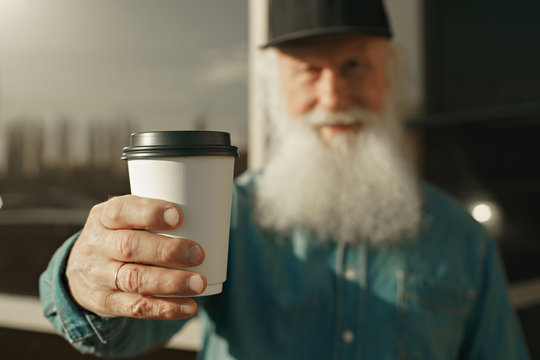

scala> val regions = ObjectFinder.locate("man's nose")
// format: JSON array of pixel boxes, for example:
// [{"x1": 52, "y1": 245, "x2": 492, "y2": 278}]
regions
[{"x1": 316, "y1": 68, "x2": 352, "y2": 111}]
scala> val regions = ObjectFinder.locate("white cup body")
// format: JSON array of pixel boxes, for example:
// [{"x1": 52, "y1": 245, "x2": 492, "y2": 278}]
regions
[{"x1": 127, "y1": 156, "x2": 235, "y2": 296}]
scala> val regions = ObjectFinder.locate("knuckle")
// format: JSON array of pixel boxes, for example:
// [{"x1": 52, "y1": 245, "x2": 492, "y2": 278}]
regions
[
  {"x1": 128, "y1": 297, "x2": 152, "y2": 318},
  {"x1": 85, "y1": 291, "x2": 117, "y2": 318},
  {"x1": 156, "y1": 304, "x2": 178, "y2": 320},
  {"x1": 116, "y1": 231, "x2": 137, "y2": 260},
  {"x1": 88, "y1": 203, "x2": 102, "y2": 219},
  {"x1": 156, "y1": 240, "x2": 177, "y2": 264},
  {"x1": 122, "y1": 266, "x2": 144, "y2": 293},
  {"x1": 86, "y1": 203, "x2": 105, "y2": 229},
  {"x1": 127, "y1": 296, "x2": 181, "y2": 319},
  {"x1": 100, "y1": 292, "x2": 115, "y2": 312},
  {"x1": 104, "y1": 197, "x2": 124, "y2": 223}
]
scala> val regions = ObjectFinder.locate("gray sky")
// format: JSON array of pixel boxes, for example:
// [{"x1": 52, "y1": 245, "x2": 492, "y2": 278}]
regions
[{"x1": 0, "y1": 0, "x2": 248, "y2": 167}]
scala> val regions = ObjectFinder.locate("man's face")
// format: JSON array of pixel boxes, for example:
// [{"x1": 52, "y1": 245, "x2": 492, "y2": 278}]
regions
[
  {"x1": 257, "y1": 35, "x2": 422, "y2": 245},
  {"x1": 276, "y1": 33, "x2": 390, "y2": 141}
]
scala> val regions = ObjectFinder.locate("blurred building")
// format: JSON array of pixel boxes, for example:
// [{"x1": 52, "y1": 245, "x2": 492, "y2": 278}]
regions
[{"x1": 6, "y1": 120, "x2": 44, "y2": 178}]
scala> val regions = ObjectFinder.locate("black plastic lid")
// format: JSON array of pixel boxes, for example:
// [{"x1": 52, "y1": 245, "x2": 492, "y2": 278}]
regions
[{"x1": 121, "y1": 131, "x2": 239, "y2": 159}]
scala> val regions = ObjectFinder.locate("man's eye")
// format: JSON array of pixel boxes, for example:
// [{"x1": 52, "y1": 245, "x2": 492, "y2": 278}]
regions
[
  {"x1": 344, "y1": 59, "x2": 372, "y2": 72},
  {"x1": 345, "y1": 59, "x2": 359, "y2": 68},
  {"x1": 305, "y1": 65, "x2": 321, "y2": 73},
  {"x1": 293, "y1": 65, "x2": 320, "y2": 77}
]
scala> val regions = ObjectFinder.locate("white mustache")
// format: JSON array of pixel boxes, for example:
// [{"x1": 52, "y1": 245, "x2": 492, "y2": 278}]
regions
[{"x1": 296, "y1": 106, "x2": 380, "y2": 127}]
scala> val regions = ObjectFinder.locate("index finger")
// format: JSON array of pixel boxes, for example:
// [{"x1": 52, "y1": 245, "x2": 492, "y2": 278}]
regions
[{"x1": 99, "y1": 195, "x2": 182, "y2": 230}]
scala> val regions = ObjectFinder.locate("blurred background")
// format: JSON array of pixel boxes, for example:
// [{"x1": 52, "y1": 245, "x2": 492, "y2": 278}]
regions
[{"x1": 0, "y1": 0, "x2": 538, "y2": 358}]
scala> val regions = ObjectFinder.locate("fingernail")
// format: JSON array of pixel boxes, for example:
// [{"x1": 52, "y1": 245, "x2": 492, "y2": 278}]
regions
[
  {"x1": 163, "y1": 207, "x2": 180, "y2": 227},
  {"x1": 181, "y1": 303, "x2": 196, "y2": 315},
  {"x1": 188, "y1": 274, "x2": 205, "y2": 293},
  {"x1": 184, "y1": 245, "x2": 203, "y2": 265}
]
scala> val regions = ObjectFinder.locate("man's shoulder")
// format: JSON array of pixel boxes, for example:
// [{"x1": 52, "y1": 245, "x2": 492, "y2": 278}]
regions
[
  {"x1": 419, "y1": 180, "x2": 486, "y2": 237},
  {"x1": 420, "y1": 180, "x2": 470, "y2": 218},
  {"x1": 415, "y1": 181, "x2": 494, "y2": 281}
]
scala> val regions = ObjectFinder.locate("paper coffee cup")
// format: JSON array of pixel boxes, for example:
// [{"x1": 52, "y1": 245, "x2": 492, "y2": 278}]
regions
[{"x1": 122, "y1": 131, "x2": 238, "y2": 296}]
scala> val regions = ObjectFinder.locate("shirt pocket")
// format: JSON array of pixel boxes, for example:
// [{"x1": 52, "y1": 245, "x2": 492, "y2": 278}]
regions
[{"x1": 396, "y1": 271, "x2": 475, "y2": 360}]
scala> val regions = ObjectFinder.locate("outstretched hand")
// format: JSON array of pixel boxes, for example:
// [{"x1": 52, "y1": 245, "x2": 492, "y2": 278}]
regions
[{"x1": 66, "y1": 195, "x2": 206, "y2": 320}]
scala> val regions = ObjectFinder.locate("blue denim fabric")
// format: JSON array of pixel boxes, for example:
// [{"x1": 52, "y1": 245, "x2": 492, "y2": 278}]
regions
[{"x1": 40, "y1": 171, "x2": 529, "y2": 359}]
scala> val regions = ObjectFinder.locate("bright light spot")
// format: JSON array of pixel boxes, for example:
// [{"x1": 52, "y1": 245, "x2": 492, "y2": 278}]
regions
[
  {"x1": 468, "y1": 199, "x2": 503, "y2": 238},
  {"x1": 471, "y1": 203, "x2": 493, "y2": 223},
  {"x1": 0, "y1": 195, "x2": 2, "y2": 210}
]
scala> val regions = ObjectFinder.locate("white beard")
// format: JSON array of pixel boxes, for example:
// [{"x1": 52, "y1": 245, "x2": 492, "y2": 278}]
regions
[{"x1": 255, "y1": 103, "x2": 423, "y2": 246}]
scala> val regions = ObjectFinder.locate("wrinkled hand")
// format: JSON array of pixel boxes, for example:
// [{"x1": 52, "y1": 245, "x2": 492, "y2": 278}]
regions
[{"x1": 66, "y1": 195, "x2": 206, "y2": 320}]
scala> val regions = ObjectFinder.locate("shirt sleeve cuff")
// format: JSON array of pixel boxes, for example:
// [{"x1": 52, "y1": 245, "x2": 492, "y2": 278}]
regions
[{"x1": 39, "y1": 231, "x2": 127, "y2": 345}]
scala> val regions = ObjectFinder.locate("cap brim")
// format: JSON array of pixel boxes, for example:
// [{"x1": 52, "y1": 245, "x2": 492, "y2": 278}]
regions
[{"x1": 261, "y1": 26, "x2": 392, "y2": 48}]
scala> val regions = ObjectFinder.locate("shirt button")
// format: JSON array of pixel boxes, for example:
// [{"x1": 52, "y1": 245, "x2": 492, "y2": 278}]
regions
[
  {"x1": 342, "y1": 330, "x2": 355, "y2": 344},
  {"x1": 345, "y1": 266, "x2": 357, "y2": 281}
]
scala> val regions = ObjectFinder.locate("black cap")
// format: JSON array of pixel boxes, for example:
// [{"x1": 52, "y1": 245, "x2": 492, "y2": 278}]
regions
[
  {"x1": 121, "y1": 131, "x2": 239, "y2": 159},
  {"x1": 263, "y1": 0, "x2": 392, "y2": 48}
]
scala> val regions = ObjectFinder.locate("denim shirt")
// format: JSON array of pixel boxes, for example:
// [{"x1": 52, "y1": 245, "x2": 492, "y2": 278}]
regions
[{"x1": 40, "y1": 171, "x2": 529, "y2": 359}]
